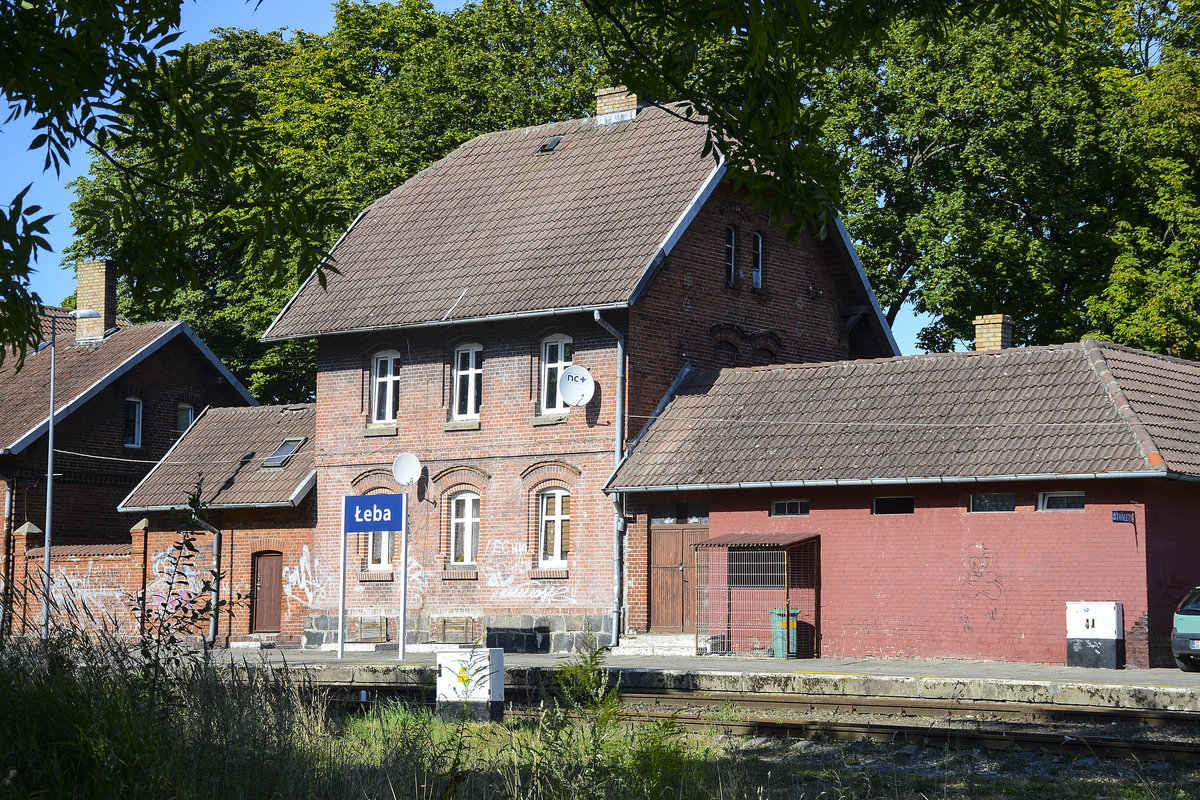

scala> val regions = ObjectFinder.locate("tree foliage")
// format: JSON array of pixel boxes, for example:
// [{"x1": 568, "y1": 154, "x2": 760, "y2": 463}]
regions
[
  {"x1": 1, "y1": 0, "x2": 341, "y2": 367},
  {"x1": 67, "y1": 0, "x2": 605, "y2": 402}
]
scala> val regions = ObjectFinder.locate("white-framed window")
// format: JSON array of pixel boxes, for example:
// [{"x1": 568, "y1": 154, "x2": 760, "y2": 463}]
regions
[
  {"x1": 371, "y1": 350, "x2": 403, "y2": 423},
  {"x1": 452, "y1": 343, "x2": 483, "y2": 420},
  {"x1": 175, "y1": 403, "x2": 194, "y2": 437},
  {"x1": 970, "y1": 493, "x2": 1016, "y2": 512},
  {"x1": 366, "y1": 529, "x2": 394, "y2": 570},
  {"x1": 450, "y1": 491, "x2": 481, "y2": 564},
  {"x1": 1039, "y1": 491, "x2": 1085, "y2": 511},
  {"x1": 751, "y1": 232, "x2": 763, "y2": 288},
  {"x1": 724, "y1": 226, "x2": 737, "y2": 285},
  {"x1": 123, "y1": 398, "x2": 142, "y2": 448},
  {"x1": 770, "y1": 499, "x2": 809, "y2": 517},
  {"x1": 540, "y1": 335, "x2": 573, "y2": 415},
  {"x1": 538, "y1": 488, "x2": 571, "y2": 566}
]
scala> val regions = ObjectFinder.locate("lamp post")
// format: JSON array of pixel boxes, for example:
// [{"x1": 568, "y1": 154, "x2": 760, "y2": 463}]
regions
[{"x1": 41, "y1": 308, "x2": 99, "y2": 643}]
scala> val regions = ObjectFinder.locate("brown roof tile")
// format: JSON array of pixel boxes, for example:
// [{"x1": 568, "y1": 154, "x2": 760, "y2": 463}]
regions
[
  {"x1": 120, "y1": 404, "x2": 315, "y2": 510},
  {"x1": 264, "y1": 106, "x2": 719, "y2": 340},
  {"x1": 610, "y1": 340, "x2": 1200, "y2": 490}
]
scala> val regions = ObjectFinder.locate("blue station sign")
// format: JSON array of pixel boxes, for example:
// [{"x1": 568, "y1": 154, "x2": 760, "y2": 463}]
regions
[{"x1": 344, "y1": 494, "x2": 407, "y2": 533}]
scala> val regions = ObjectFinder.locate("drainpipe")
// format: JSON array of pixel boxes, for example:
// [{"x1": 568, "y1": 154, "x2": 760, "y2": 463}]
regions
[
  {"x1": 593, "y1": 310, "x2": 625, "y2": 648},
  {"x1": 190, "y1": 513, "x2": 222, "y2": 648},
  {"x1": 0, "y1": 478, "x2": 11, "y2": 644}
]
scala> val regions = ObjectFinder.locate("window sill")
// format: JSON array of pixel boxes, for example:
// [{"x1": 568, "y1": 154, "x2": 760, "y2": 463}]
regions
[
  {"x1": 531, "y1": 568, "x2": 568, "y2": 580},
  {"x1": 532, "y1": 413, "x2": 568, "y2": 427},
  {"x1": 363, "y1": 424, "x2": 397, "y2": 437},
  {"x1": 443, "y1": 419, "x2": 480, "y2": 432},
  {"x1": 359, "y1": 569, "x2": 394, "y2": 582},
  {"x1": 442, "y1": 568, "x2": 478, "y2": 581}
]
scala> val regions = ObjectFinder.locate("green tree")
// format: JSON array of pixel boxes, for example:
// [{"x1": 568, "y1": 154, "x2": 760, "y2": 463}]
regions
[
  {"x1": 1, "y1": 0, "x2": 341, "y2": 367},
  {"x1": 67, "y1": 0, "x2": 604, "y2": 402}
]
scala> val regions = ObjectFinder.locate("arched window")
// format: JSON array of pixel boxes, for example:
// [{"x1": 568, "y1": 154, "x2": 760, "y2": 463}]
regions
[
  {"x1": 449, "y1": 491, "x2": 481, "y2": 564},
  {"x1": 540, "y1": 334, "x2": 573, "y2": 414},
  {"x1": 452, "y1": 343, "x2": 483, "y2": 420},
  {"x1": 724, "y1": 226, "x2": 737, "y2": 286},
  {"x1": 538, "y1": 488, "x2": 571, "y2": 566},
  {"x1": 371, "y1": 350, "x2": 402, "y2": 423}
]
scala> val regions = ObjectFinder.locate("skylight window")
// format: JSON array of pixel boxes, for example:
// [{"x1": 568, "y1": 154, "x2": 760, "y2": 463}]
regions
[
  {"x1": 263, "y1": 437, "x2": 305, "y2": 468},
  {"x1": 538, "y1": 135, "x2": 562, "y2": 153}
]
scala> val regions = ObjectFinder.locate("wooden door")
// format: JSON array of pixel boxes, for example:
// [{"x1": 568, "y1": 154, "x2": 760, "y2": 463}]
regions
[
  {"x1": 251, "y1": 551, "x2": 282, "y2": 633},
  {"x1": 649, "y1": 523, "x2": 709, "y2": 633}
]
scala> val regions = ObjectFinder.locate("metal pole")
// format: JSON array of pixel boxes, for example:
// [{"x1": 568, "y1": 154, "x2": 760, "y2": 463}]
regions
[
  {"x1": 338, "y1": 497, "x2": 347, "y2": 659},
  {"x1": 398, "y1": 494, "x2": 408, "y2": 661},
  {"x1": 40, "y1": 316, "x2": 56, "y2": 643}
]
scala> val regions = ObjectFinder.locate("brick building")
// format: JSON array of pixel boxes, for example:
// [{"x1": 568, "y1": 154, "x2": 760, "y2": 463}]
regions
[
  {"x1": 608, "y1": 317, "x2": 1200, "y2": 668},
  {"x1": 260, "y1": 88, "x2": 897, "y2": 651},
  {"x1": 1, "y1": 259, "x2": 254, "y2": 636}
]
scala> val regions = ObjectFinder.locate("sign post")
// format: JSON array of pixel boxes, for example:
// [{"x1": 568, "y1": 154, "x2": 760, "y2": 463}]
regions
[{"x1": 340, "y1": 493, "x2": 408, "y2": 660}]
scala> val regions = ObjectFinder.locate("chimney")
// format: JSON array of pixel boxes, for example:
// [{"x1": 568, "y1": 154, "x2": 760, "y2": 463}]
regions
[
  {"x1": 594, "y1": 86, "x2": 639, "y2": 126},
  {"x1": 972, "y1": 314, "x2": 1013, "y2": 351},
  {"x1": 75, "y1": 259, "x2": 117, "y2": 342}
]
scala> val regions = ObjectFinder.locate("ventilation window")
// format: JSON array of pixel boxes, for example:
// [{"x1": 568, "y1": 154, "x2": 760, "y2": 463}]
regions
[
  {"x1": 971, "y1": 493, "x2": 1015, "y2": 512},
  {"x1": 538, "y1": 135, "x2": 562, "y2": 153},
  {"x1": 263, "y1": 437, "x2": 306, "y2": 468},
  {"x1": 1039, "y1": 491, "x2": 1085, "y2": 511},
  {"x1": 770, "y1": 499, "x2": 809, "y2": 517},
  {"x1": 873, "y1": 496, "x2": 915, "y2": 515}
]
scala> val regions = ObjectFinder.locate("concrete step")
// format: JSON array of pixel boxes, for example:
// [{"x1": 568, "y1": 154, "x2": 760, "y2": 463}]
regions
[{"x1": 611, "y1": 633, "x2": 698, "y2": 657}]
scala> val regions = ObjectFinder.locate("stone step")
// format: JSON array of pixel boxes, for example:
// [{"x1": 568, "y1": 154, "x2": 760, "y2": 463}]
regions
[{"x1": 611, "y1": 633, "x2": 699, "y2": 657}]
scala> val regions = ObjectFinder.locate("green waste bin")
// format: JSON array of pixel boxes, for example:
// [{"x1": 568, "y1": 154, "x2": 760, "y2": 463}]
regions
[{"x1": 769, "y1": 607, "x2": 800, "y2": 658}]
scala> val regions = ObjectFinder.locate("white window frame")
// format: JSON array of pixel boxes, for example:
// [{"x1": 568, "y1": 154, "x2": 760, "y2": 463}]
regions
[
  {"x1": 1038, "y1": 491, "x2": 1085, "y2": 511},
  {"x1": 123, "y1": 398, "x2": 142, "y2": 449},
  {"x1": 770, "y1": 499, "x2": 809, "y2": 517},
  {"x1": 371, "y1": 350, "x2": 403, "y2": 424},
  {"x1": 449, "y1": 491, "x2": 481, "y2": 565},
  {"x1": 724, "y1": 226, "x2": 737, "y2": 285},
  {"x1": 452, "y1": 343, "x2": 483, "y2": 420},
  {"x1": 175, "y1": 403, "x2": 194, "y2": 437},
  {"x1": 540, "y1": 335, "x2": 573, "y2": 415},
  {"x1": 366, "y1": 529, "x2": 394, "y2": 571},
  {"x1": 751, "y1": 232, "x2": 763, "y2": 289},
  {"x1": 538, "y1": 488, "x2": 570, "y2": 567}
]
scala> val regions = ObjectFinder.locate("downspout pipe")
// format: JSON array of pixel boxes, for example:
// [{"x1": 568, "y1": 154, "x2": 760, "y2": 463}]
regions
[
  {"x1": 594, "y1": 310, "x2": 625, "y2": 648},
  {"x1": 0, "y1": 479, "x2": 11, "y2": 644},
  {"x1": 190, "y1": 513, "x2": 223, "y2": 649}
]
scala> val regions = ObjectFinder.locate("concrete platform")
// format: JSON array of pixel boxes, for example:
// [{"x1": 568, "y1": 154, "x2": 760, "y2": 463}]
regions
[{"x1": 232, "y1": 648, "x2": 1200, "y2": 714}]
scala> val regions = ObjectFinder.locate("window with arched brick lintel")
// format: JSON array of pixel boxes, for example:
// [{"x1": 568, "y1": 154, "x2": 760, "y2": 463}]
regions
[{"x1": 520, "y1": 460, "x2": 581, "y2": 491}]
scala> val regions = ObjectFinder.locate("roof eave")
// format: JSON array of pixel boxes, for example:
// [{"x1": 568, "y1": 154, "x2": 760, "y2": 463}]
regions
[{"x1": 607, "y1": 469, "x2": 1174, "y2": 494}]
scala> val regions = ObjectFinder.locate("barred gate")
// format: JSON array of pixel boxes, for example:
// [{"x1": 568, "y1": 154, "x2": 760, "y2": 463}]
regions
[{"x1": 693, "y1": 533, "x2": 818, "y2": 658}]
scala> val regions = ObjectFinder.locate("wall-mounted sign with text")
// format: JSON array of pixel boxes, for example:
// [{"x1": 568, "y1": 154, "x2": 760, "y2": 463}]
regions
[{"x1": 344, "y1": 493, "x2": 407, "y2": 533}]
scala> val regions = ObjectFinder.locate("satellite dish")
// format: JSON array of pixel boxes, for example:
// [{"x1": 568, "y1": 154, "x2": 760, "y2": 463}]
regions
[
  {"x1": 391, "y1": 452, "x2": 422, "y2": 486},
  {"x1": 557, "y1": 365, "x2": 596, "y2": 407}
]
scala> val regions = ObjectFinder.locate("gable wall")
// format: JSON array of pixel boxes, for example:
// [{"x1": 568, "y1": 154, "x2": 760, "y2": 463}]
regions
[
  {"x1": 313, "y1": 315, "x2": 624, "y2": 650},
  {"x1": 630, "y1": 479, "x2": 1155, "y2": 665}
]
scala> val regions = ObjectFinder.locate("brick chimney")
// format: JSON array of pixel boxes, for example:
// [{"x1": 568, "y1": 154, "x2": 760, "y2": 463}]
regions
[
  {"x1": 972, "y1": 314, "x2": 1013, "y2": 351},
  {"x1": 595, "y1": 86, "x2": 639, "y2": 126},
  {"x1": 75, "y1": 259, "x2": 117, "y2": 342}
]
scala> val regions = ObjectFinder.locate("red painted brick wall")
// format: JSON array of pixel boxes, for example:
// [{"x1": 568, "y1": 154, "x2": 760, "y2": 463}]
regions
[
  {"x1": 1143, "y1": 479, "x2": 1200, "y2": 667},
  {"x1": 631, "y1": 480, "x2": 1158, "y2": 665}
]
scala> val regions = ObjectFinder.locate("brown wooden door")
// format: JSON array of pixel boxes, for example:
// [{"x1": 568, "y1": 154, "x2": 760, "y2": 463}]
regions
[
  {"x1": 649, "y1": 523, "x2": 709, "y2": 632},
  {"x1": 251, "y1": 551, "x2": 282, "y2": 633}
]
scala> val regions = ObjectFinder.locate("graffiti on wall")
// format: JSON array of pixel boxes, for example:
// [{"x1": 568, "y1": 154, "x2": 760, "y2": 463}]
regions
[
  {"x1": 959, "y1": 542, "x2": 1005, "y2": 631},
  {"x1": 147, "y1": 542, "x2": 213, "y2": 614},
  {"x1": 479, "y1": 539, "x2": 577, "y2": 605},
  {"x1": 49, "y1": 561, "x2": 129, "y2": 627},
  {"x1": 283, "y1": 545, "x2": 333, "y2": 611}
]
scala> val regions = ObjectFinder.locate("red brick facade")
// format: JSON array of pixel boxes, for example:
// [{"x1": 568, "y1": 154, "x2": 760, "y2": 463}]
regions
[
  {"x1": 309, "y1": 184, "x2": 886, "y2": 651},
  {"x1": 626, "y1": 478, "x2": 1200, "y2": 668}
]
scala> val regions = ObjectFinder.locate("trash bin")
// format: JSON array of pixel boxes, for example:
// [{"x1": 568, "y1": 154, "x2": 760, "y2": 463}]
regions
[{"x1": 769, "y1": 607, "x2": 800, "y2": 658}]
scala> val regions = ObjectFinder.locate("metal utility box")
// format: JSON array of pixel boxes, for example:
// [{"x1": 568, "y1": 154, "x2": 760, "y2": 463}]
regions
[
  {"x1": 1066, "y1": 602, "x2": 1124, "y2": 669},
  {"x1": 436, "y1": 647, "x2": 505, "y2": 720}
]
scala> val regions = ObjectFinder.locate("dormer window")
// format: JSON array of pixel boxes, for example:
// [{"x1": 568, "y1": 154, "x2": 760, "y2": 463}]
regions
[
  {"x1": 452, "y1": 343, "x2": 482, "y2": 420},
  {"x1": 751, "y1": 232, "x2": 763, "y2": 289},
  {"x1": 724, "y1": 226, "x2": 737, "y2": 286},
  {"x1": 263, "y1": 437, "x2": 306, "y2": 468},
  {"x1": 540, "y1": 334, "x2": 573, "y2": 415},
  {"x1": 371, "y1": 351, "x2": 402, "y2": 424}
]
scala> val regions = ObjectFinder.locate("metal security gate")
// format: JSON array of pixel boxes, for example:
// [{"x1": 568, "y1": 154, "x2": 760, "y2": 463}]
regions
[{"x1": 694, "y1": 533, "x2": 818, "y2": 658}]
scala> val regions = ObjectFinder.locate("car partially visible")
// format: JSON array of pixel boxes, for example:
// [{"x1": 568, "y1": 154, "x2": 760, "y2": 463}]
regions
[{"x1": 1171, "y1": 587, "x2": 1200, "y2": 671}]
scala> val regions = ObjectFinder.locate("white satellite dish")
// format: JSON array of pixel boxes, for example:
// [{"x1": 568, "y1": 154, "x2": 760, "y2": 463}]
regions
[
  {"x1": 391, "y1": 452, "x2": 422, "y2": 486},
  {"x1": 557, "y1": 365, "x2": 596, "y2": 407}
]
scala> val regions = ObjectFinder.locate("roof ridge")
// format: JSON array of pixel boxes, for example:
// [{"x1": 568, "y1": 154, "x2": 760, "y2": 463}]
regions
[
  {"x1": 718, "y1": 342, "x2": 1086, "y2": 376},
  {"x1": 1080, "y1": 338, "x2": 1169, "y2": 472},
  {"x1": 1094, "y1": 338, "x2": 1200, "y2": 370}
]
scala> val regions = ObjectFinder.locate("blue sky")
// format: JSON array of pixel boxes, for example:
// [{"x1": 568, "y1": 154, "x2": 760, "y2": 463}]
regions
[{"x1": 2, "y1": 0, "x2": 928, "y2": 354}]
